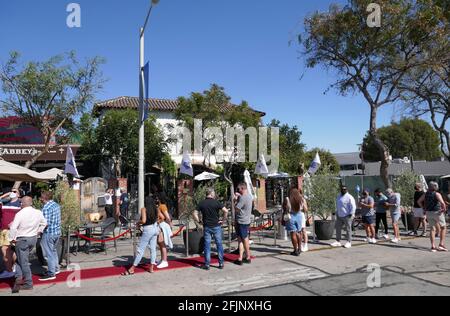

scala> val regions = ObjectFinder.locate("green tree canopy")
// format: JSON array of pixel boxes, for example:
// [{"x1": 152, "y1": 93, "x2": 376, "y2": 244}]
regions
[
  {"x1": 175, "y1": 84, "x2": 262, "y2": 168},
  {"x1": 362, "y1": 119, "x2": 441, "y2": 162},
  {"x1": 303, "y1": 148, "x2": 340, "y2": 175},
  {"x1": 0, "y1": 51, "x2": 105, "y2": 173},
  {"x1": 267, "y1": 120, "x2": 306, "y2": 176},
  {"x1": 299, "y1": 0, "x2": 440, "y2": 187},
  {"x1": 79, "y1": 109, "x2": 168, "y2": 178}
]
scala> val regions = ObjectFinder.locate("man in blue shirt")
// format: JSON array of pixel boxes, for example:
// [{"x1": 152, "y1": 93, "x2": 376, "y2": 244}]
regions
[{"x1": 38, "y1": 191, "x2": 61, "y2": 281}]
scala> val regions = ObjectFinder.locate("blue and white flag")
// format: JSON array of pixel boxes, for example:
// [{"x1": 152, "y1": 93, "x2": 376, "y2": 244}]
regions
[
  {"x1": 255, "y1": 154, "x2": 269, "y2": 176},
  {"x1": 308, "y1": 152, "x2": 321, "y2": 175},
  {"x1": 180, "y1": 152, "x2": 193, "y2": 177},
  {"x1": 140, "y1": 62, "x2": 150, "y2": 123},
  {"x1": 64, "y1": 145, "x2": 80, "y2": 178}
]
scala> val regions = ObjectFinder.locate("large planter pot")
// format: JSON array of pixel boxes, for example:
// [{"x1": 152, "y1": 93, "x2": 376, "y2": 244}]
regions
[
  {"x1": 401, "y1": 212, "x2": 416, "y2": 231},
  {"x1": 314, "y1": 220, "x2": 335, "y2": 241},
  {"x1": 183, "y1": 229, "x2": 204, "y2": 255},
  {"x1": 36, "y1": 237, "x2": 65, "y2": 266}
]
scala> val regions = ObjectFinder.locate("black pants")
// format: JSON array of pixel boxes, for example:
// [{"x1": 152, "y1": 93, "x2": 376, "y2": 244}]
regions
[
  {"x1": 105, "y1": 205, "x2": 114, "y2": 219},
  {"x1": 375, "y1": 213, "x2": 388, "y2": 235},
  {"x1": 119, "y1": 207, "x2": 129, "y2": 225}
]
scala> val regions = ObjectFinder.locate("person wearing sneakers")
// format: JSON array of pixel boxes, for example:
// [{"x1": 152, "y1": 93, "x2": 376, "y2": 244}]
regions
[
  {"x1": 38, "y1": 191, "x2": 61, "y2": 282},
  {"x1": 285, "y1": 189, "x2": 304, "y2": 256},
  {"x1": 155, "y1": 194, "x2": 173, "y2": 270},
  {"x1": 360, "y1": 189, "x2": 376, "y2": 244},
  {"x1": 121, "y1": 198, "x2": 160, "y2": 276},
  {"x1": 331, "y1": 186, "x2": 356, "y2": 249},
  {"x1": 195, "y1": 188, "x2": 229, "y2": 270},
  {"x1": 418, "y1": 182, "x2": 448, "y2": 252},
  {"x1": 385, "y1": 189, "x2": 401, "y2": 244},
  {"x1": 299, "y1": 189, "x2": 309, "y2": 253},
  {"x1": 412, "y1": 184, "x2": 427, "y2": 237},
  {"x1": 233, "y1": 183, "x2": 253, "y2": 266},
  {"x1": 8, "y1": 197, "x2": 47, "y2": 294},
  {"x1": 374, "y1": 189, "x2": 389, "y2": 240}
]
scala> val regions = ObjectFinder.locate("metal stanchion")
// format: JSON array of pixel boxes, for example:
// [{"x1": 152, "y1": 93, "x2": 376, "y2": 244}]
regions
[{"x1": 67, "y1": 226, "x2": 71, "y2": 266}]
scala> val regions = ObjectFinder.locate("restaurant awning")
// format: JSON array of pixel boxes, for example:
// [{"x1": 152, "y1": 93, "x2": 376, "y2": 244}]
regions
[{"x1": 0, "y1": 159, "x2": 53, "y2": 182}]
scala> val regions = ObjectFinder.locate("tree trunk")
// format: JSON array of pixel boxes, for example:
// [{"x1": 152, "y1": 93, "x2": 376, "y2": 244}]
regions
[
  {"x1": 13, "y1": 149, "x2": 48, "y2": 189},
  {"x1": 370, "y1": 106, "x2": 391, "y2": 188}
]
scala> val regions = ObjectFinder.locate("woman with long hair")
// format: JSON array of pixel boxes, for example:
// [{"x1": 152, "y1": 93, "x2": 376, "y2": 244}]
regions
[
  {"x1": 121, "y1": 197, "x2": 160, "y2": 275},
  {"x1": 298, "y1": 188, "x2": 309, "y2": 252},
  {"x1": 155, "y1": 194, "x2": 173, "y2": 269},
  {"x1": 285, "y1": 188, "x2": 304, "y2": 256}
]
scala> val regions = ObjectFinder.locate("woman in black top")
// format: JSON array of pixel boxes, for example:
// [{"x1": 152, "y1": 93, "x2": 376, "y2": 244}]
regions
[
  {"x1": 122, "y1": 197, "x2": 160, "y2": 275},
  {"x1": 412, "y1": 184, "x2": 427, "y2": 236}
]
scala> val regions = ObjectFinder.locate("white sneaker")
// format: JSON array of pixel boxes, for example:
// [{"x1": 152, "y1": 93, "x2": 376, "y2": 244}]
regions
[
  {"x1": 383, "y1": 234, "x2": 390, "y2": 240},
  {"x1": 249, "y1": 240, "x2": 254, "y2": 245},
  {"x1": 366, "y1": 237, "x2": 372, "y2": 243},
  {"x1": 330, "y1": 241, "x2": 342, "y2": 248},
  {"x1": 157, "y1": 261, "x2": 169, "y2": 269},
  {"x1": 391, "y1": 238, "x2": 399, "y2": 244},
  {"x1": 370, "y1": 238, "x2": 377, "y2": 244},
  {"x1": 12, "y1": 264, "x2": 16, "y2": 273},
  {"x1": 344, "y1": 242, "x2": 352, "y2": 249},
  {"x1": 301, "y1": 244, "x2": 309, "y2": 252}
]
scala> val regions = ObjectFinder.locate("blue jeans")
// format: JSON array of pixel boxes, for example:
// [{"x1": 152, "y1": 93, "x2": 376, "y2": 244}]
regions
[
  {"x1": 133, "y1": 224, "x2": 159, "y2": 266},
  {"x1": 204, "y1": 226, "x2": 224, "y2": 267},
  {"x1": 41, "y1": 233, "x2": 60, "y2": 276}
]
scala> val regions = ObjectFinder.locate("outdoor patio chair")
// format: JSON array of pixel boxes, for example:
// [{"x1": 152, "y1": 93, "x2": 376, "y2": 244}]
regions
[{"x1": 90, "y1": 217, "x2": 118, "y2": 255}]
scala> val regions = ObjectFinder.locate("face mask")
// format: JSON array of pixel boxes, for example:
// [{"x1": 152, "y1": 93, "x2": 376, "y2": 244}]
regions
[{"x1": 9, "y1": 193, "x2": 17, "y2": 199}]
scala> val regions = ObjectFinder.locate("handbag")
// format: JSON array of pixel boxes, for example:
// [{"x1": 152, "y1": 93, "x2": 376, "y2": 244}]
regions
[{"x1": 281, "y1": 212, "x2": 291, "y2": 226}]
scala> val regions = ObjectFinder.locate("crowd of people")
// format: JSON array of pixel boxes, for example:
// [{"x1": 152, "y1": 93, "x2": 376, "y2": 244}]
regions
[
  {"x1": 329, "y1": 182, "x2": 448, "y2": 252},
  {"x1": 0, "y1": 178, "x2": 448, "y2": 293},
  {"x1": 0, "y1": 189, "x2": 62, "y2": 293}
]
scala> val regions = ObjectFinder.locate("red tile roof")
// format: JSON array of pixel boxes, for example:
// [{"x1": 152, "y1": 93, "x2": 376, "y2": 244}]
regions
[{"x1": 93, "y1": 96, "x2": 265, "y2": 117}]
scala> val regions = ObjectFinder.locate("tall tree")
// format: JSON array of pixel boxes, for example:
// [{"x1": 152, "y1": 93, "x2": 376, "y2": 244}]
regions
[
  {"x1": 362, "y1": 119, "x2": 441, "y2": 162},
  {"x1": 0, "y1": 51, "x2": 105, "y2": 175},
  {"x1": 299, "y1": 0, "x2": 429, "y2": 187},
  {"x1": 267, "y1": 119, "x2": 306, "y2": 175},
  {"x1": 92, "y1": 109, "x2": 168, "y2": 178},
  {"x1": 396, "y1": 1, "x2": 449, "y2": 161},
  {"x1": 174, "y1": 84, "x2": 262, "y2": 167}
]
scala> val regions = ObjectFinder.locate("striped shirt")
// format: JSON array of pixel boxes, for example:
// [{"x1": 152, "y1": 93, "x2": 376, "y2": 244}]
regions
[{"x1": 42, "y1": 200, "x2": 61, "y2": 236}]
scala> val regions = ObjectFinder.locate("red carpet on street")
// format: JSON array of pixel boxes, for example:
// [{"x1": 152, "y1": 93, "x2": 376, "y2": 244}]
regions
[{"x1": 0, "y1": 254, "x2": 242, "y2": 291}]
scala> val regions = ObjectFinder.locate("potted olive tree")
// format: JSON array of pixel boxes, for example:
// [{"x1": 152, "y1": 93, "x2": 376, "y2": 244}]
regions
[
  {"x1": 308, "y1": 168, "x2": 340, "y2": 240},
  {"x1": 393, "y1": 171, "x2": 419, "y2": 231},
  {"x1": 179, "y1": 184, "x2": 206, "y2": 255}
]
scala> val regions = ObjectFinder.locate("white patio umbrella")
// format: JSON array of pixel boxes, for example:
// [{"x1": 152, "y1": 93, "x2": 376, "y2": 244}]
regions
[
  {"x1": 39, "y1": 168, "x2": 64, "y2": 180},
  {"x1": 194, "y1": 172, "x2": 220, "y2": 181},
  {"x1": 0, "y1": 159, "x2": 51, "y2": 182}
]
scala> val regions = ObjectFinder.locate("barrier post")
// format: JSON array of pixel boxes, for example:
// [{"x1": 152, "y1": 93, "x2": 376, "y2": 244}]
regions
[{"x1": 67, "y1": 226, "x2": 71, "y2": 266}]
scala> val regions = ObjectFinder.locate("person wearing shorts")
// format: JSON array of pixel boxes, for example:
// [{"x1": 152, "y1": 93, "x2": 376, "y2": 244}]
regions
[
  {"x1": 386, "y1": 189, "x2": 401, "y2": 244},
  {"x1": 360, "y1": 189, "x2": 376, "y2": 244},
  {"x1": 284, "y1": 189, "x2": 305, "y2": 256},
  {"x1": 233, "y1": 183, "x2": 253, "y2": 265},
  {"x1": 418, "y1": 182, "x2": 448, "y2": 252},
  {"x1": 412, "y1": 184, "x2": 426, "y2": 236}
]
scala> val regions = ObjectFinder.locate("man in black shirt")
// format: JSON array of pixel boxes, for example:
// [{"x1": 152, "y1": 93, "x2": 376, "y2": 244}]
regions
[{"x1": 195, "y1": 188, "x2": 228, "y2": 270}]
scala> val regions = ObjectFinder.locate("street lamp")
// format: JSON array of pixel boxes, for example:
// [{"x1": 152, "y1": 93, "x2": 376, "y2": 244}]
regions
[{"x1": 138, "y1": 0, "x2": 159, "y2": 212}]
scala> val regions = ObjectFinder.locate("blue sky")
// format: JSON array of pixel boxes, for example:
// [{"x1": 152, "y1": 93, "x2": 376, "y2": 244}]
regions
[{"x1": 0, "y1": 0, "x2": 400, "y2": 153}]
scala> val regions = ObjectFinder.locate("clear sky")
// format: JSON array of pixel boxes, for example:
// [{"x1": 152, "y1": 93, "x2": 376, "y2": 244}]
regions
[{"x1": 0, "y1": 0, "x2": 400, "y2": 153}]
